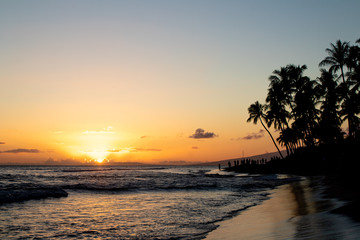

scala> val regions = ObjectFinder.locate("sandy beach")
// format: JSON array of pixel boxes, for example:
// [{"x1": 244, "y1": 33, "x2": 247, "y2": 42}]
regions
[{"x1": 206, "y1": 178, "x2": 360, "y2": 240}]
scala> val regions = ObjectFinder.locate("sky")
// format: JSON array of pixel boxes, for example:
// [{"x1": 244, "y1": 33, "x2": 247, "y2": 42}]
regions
[{"x1": 0, "y1": 0, "x2": 359, "y2": 164}]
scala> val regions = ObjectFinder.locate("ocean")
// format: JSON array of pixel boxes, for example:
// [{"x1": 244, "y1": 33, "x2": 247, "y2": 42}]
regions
[{"x1": 0, "y1": 165, "x2": 297, "y2": 239}]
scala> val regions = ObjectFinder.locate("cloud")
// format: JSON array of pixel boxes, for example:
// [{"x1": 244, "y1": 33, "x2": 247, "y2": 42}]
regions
[
  {"x1": 189, "y1": 128, "x2": 217, "y2": 139},
  {"x1": 83, "y1": 126, "x2": 114, "y2": 134},
  {"x1": 107, "y1": 149, "x2": 121, "y2": 153},
  {"x1": 242, "y1": 130, "x2": 265, "y2": 140},
  {"x1": 106, "y1": 148, "x2": 162, "y2": 153},
  {"x1": 160, "y1": 160, "x2": 187, "y2": 165},
  {"x1": 0, "y1": 148, "x2": 41, "y2": 153},
  {"x1": 140, "y1": 135, "x2": 149, "y2": 139},
  {"x1": 131, "y1": 148, "x2": 162, "y2": 152},
  {"x1": 83, "y1": 130, "x2": 114, "y2": 134},
  {"x1": 0, "y1": 142, "x2": 5, "y2": 144},
  {"x1": 192, "y1": 146, "x2": 199, "y2": 150}
]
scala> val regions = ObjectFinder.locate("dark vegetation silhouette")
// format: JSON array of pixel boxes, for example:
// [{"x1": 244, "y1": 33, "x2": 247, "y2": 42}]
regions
[
  {"x1": 247, "y1": 101, "x2": 284, "y2": 159},
  {"x1": 232, "y1": 38, "x2": 359, "y2": 175}
]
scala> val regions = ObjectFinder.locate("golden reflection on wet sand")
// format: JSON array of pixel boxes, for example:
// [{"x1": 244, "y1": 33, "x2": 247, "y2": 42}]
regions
[{"x1": 206, "y1": 178, "x2": 360, "y2": 240}]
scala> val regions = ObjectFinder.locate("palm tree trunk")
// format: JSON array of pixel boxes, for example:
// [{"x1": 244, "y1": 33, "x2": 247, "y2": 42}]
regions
[
  {"x1": 280, "y1": 125, "x2": 290, "y2": 156},
  {"x1": 341, "y1": 65, "x2": 353, "y2": 137},
  {"x1": 259, "y1": 118, "x2": 284, "y2": 159},
  {"x1": 340, "y1": 66, "x2": 346, "y2": 84}
]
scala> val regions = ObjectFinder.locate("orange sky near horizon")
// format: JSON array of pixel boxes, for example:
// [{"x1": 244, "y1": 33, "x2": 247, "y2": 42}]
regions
[{"x1": 1, "y1": 1, "x2": 359, "y2": 165}]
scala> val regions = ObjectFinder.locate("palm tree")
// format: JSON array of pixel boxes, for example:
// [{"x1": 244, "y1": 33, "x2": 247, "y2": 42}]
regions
[
  {"x1": 347, "y1": 40, "x2": 360, "y2": 92},
  {"x1": 266, "y1": 83, "x2": 291, "y2": 155},
  {"x1": 269, "y1": 65, "x2": 294, "y2": 112},
  {"x1": 340, "y1": 91, "x2": 360, "y2": 138},
  {"x1": 319, "y1": 40, "x2": 350, "y2": 84},
  {"x1": 277, "y1": 128, "x2": 299, "y2": 154},
  {"x1": 247, "y1": 101, "x2": 284, "y2": 159},
  {"x1": 317, "y1": 69, "x2": 343, "y2": 143},
  {"x1": 319, "y1": 40, "x2": 358, "y2": 137},
  {"x1": 292, "y1": 76, "x2": 321, "y2": 146},
  {"x1": 268, "y1": 64, "x2": 308, "y2": 116}
]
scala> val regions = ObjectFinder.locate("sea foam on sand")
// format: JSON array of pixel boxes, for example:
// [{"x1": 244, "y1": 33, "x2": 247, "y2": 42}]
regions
[{"x1": 206, "y1": 178, "x2": 360, "y2": 240}]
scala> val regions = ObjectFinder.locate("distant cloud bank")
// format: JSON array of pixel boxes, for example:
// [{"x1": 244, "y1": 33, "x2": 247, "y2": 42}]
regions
[
  {"x1": 0, "y1": 148, "x2": 41, "y2": 153},
  {"x1": 131, "y1": 148, "x2": 162, "y2": 152},
  {"x1": 106, "y1": 148, "x2": 162, "y2": 153},
  {"x1": 242, "y1": 130, "x2": 265, "y2": 140},
  {"x1": 189, "y1": 128, "x2": 217, "y2": 139}
]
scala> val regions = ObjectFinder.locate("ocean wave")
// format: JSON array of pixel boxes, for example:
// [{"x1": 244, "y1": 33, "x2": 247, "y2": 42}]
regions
[
  {"x1": 60, "y1": 182, "x2": 219, "y2": 192},
  {"x1": 58, "y1": 167, "x2": 167, "y2": 173},
  {"x1": 161, "y1": 182, "x2": 219, "y2": 190},
  {"x1": 60, "y1": 168, "x2": 117, "y2": 173},
  {"x1": 0, "y1": 187, "x2": 68, "y2": 204},
  {"x1": 62, "y1": 184, "x2": 137, "y2": 192}
]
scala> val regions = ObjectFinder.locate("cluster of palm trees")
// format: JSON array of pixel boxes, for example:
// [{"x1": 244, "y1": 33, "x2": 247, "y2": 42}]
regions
[{"x1": 247, "y1": 39, "x2": 360, "y2": 159}]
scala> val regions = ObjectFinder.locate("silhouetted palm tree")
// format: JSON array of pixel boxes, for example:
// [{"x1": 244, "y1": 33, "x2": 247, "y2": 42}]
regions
[
  {"x1": 247, "y1": 101, "x2": 284, "y2": 159},
  {"x1": 344, "y1": 40, "x2": 360, "y2": 137},
  {"x1": 266, "y1": 83, "x2": 290, "y2": 129},
  {"x1": 317, "y1": 69, "x2": 343, "y2": 143},
  {"x1": 287, "y1": 64, "x2": 308, "y2": 90},
  {"x1": 319, "y1": 40, "x2": 350, "y2": 84},
  {"x1": 268, "y1": 65, "x2": 308, "y2": 116},
  {"x1": 292, "y1": 76, "x2": 321, "y2": 146},
  {"x1": 277, "y1": 128, "x2": 299, "y2": 154},
  {"x1": 266, "y1": 83, "x2": 291, "y2": 154},
  {"x1": 319, "y1": 40, "x2": 360, "y2": 137},
  {"x1": 347, "y1": 40, "x2": 360, "y2": 92},
  {"x1": 247, "y1": 38, "x2": 359, "y2": 161},
  {"x1": 269, "y1": 65, "x2": 294, "y2": 112},
  {"x1": 340, "y1": 91, "x2": 360, "y2": 138}
]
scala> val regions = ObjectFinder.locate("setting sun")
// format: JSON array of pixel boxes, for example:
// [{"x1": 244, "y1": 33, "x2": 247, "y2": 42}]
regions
[
  {"x1": 69, "y1": 127, "x2": 118, "y2": 163},
  {"x1": 83, "y1": 150, "x2": 109, "y2": 163}
]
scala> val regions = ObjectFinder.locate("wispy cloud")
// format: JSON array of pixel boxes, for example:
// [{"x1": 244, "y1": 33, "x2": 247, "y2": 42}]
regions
[
  {"x1": 83, "y1": 130, "x2": 114, "y2": 134},
  {"x1": 106, "y1": 149, "x2": 121, "y2": 153},
  {"x1": 192, "y1": 146, "x2": 199, "y2": 150},
  {"x1": 131, "y1": 148, "x2": 162, "y2": 152},
  {"x1": 0, "y1": 142, "x2": 5, "y2": 144},
  {"x1": 0, "y1": 148, "x2": 41, "y2": 153},
  {"x1": 189, "y1": 128, "x2": 217, "y2": 139},
  {"x1": 83, "y1": 126, "x2": 114, "y2": 134},
  {"x1": 160, "y1": 160, "x2": 187, "y2": 165},
  {"x1": 105, "y1": 148, "x2": 162, "y2": 153},
  {"x1": 242, "y1": 130, "x2": 265, "y2": 140}
]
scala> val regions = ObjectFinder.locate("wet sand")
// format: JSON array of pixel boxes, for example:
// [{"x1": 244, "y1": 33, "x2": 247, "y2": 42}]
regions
[{"x1": 206, "y1": 178, "x2": 360, "y2": 240}]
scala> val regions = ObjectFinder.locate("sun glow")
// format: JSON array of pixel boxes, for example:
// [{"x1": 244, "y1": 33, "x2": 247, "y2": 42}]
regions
[
  {"x1": 66, "y1": 126, "x2": 121, "y2": 163},
  {"x1": 86, "y1": 150, "x2": 109, "y2": 163}
]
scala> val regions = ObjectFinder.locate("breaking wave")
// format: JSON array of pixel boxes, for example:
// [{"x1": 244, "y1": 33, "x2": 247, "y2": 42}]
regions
[{"x1": 0, "y1": 186, "x2": 68, "y2": 204}]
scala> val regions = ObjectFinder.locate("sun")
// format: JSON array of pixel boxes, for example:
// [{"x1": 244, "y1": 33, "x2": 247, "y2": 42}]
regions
[
  {"x1": 59, "y1": 126, "x2": 129, "y2": 164},
  {"x1": 86, "y1": 150, "x2": 109, "y2": 163},
  {"x1": 96, "y1": 158, "x2": 105, "y2": 163}
]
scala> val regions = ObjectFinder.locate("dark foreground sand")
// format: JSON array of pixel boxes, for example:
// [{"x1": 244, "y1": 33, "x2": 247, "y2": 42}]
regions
[{"x1": 206, "y1": 178, "x2": 360, "y2": 240}]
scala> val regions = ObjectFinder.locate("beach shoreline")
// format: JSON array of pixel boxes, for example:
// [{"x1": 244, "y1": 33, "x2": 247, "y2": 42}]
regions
[{"x1": 205, "y1": 177, "x2": 360, "y2": 240}]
